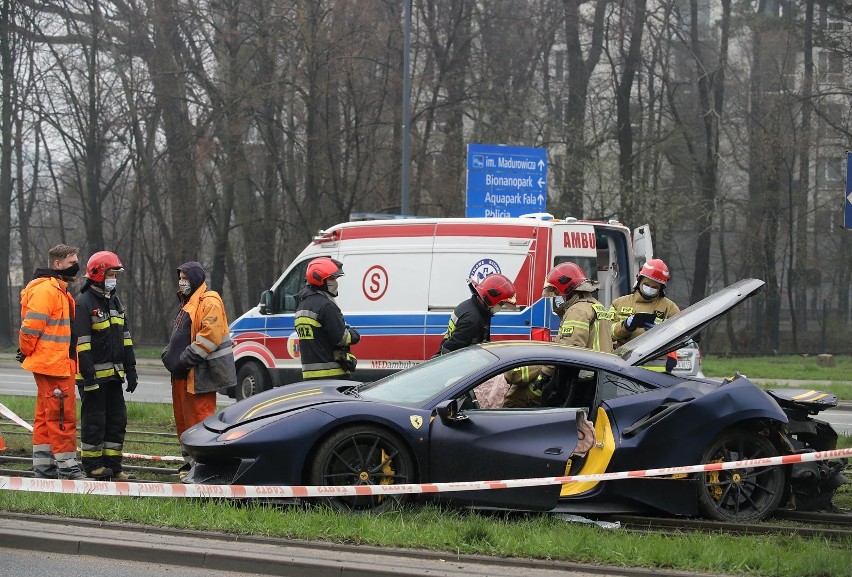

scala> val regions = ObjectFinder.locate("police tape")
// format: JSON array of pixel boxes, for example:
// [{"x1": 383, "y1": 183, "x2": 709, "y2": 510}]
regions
[
  {"x1": 1, "y1": 447, "x2": 849, "y2": 499},
  {"x1": 1, "y1": 401, "x2": 183, "y2": 463}
]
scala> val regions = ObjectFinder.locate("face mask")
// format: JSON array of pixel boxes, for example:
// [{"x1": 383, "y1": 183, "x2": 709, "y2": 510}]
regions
[
  {"x1": 640, "y1": 284, "x2": 659, "y2": 299},
  {"x1": 552, "y1": 296, "x2": 566, "y2": 315},
  {"x1": 104, "y1": 278, "x2": 117, "y2": 292},
  {"x1": 58, "y1": 262, "x2": 80, "y2": 278},
  {"x1": 325, "y1": 279, "x2": 339, "y2": 296},
  {"x1": 178, "y1": 280, "x2": 192, "y2": 296},
  {"x1": 489, "y1": 303, "x2": 504, "y2": 315}
]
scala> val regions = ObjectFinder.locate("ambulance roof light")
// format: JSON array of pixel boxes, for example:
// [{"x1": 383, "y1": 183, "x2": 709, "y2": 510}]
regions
[
  {"x1": 519, "y1": 212, "x2": 554, "y2": 221},
  {"x1": 563, "y1": 216, "x2": 578, "y2": 222}
]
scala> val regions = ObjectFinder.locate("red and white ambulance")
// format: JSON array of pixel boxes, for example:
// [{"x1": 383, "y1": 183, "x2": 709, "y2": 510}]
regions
[{"x1": 227, "y1": 214, "x2": 654, "y2": 399}]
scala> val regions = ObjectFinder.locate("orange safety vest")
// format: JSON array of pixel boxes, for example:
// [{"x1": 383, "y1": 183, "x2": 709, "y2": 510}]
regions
[{"x1": 19, "y1": 277, "x2": 76, "y2": 377}]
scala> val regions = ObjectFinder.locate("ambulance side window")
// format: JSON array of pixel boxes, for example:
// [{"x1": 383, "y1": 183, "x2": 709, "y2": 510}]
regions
[{"x1": 274, "y1": 260, "x2": 312, "y2": 313}]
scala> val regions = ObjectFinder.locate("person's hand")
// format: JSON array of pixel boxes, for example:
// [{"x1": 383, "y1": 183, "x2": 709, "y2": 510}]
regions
[
  {"x1": 15, "y1": 349, "x2": 26, "y2": 363},
  {"x1": 624, "y1": 313, "x2": 656, "y2": 332},
  {"x1": 125, "y1": 372, "x2": 138, "y2": 393}
]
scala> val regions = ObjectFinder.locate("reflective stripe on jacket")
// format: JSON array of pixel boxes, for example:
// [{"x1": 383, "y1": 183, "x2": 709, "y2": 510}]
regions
[
  {"x1": 74, "y1": 287, "x2": 136, "y2": 385},
  {"x1": 295, "y1": 285, "x2": 350, "y2": 380},
  {"x1": 19, "y1": 277, "x2": 76, "y2": 377},
  {"x1": 178, "y1": 283, "x2": 237, "y2": 394},
  {"x1": 556, "y1": 296, "x2": 614, "y2": 353}
]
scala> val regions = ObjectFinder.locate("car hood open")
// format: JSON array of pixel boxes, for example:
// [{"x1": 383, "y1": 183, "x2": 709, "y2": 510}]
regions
[{"x1": 616, "y1": 278, "x2": 765, "y2": 367}]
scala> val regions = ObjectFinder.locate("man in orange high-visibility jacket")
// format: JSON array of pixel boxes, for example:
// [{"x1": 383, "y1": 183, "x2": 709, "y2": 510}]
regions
[{"x1": 18, "y1": 244, "x2": 87, "y2": 480}]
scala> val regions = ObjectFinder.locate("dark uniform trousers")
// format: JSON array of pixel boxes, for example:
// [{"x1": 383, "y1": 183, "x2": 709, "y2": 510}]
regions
[{"x1": 79, "y1": 378, "x2": 127, "y2": 474}]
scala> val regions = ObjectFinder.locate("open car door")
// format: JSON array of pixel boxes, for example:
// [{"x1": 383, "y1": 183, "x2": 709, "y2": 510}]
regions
[{"x1": 428, "y1": 404, "x2": 580, "y2": 510}]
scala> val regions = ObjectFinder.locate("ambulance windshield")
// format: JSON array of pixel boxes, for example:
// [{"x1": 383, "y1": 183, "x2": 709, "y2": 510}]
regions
[{"x1": 359, "y1": 348, "x2": 497, "y2": 407}]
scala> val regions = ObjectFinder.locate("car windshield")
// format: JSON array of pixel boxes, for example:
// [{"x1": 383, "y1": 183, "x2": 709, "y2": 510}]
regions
[{"x1": 359, "y1": 347, "x2": 498, "y2": 406}]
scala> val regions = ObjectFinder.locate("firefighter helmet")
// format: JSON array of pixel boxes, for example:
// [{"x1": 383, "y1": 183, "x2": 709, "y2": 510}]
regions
[
  {"x1": 543, "y1": 262, "x2": 598, "y2": 298},
  {"x1": 473, "y1": 274, "x2": 517, "y2": 307},
  {"x1": 638, "y1": 258, "x2": 670, "y2": 287},
  {"x1": 306, "y1": 257, "x2": 345, "y2": 286},
  {"x1": 85, "y1": 251, "x2": 124, "y2": 282}
]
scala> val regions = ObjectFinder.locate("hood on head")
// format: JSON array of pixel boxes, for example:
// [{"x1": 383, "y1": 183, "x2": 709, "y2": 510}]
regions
[{"x1": 178, "y1": 261, "x2": 206, "y2": 294}]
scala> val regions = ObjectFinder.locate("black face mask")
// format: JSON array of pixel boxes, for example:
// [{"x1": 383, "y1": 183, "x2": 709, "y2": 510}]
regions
[{"x1": 57, "y1": 262, "x2": 80, "y2": 279}]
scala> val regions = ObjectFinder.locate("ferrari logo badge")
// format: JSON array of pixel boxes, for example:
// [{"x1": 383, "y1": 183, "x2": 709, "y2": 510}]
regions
[{"x1": 409, "y1": 415, "x2": 423, "y2": 430}]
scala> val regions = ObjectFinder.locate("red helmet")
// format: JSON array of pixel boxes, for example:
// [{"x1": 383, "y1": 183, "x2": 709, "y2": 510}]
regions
[
  {"x1": 85, "y1": 251, "x2": 124, "y2": 282},
  {"x1": 638, "y1": 258, "x2": 670, "y2": 287},
  {"x1": 543, "y1": 262, "x2": 597, "y2": 298},
  {"x1": 306, "y1": 257, "x2": 344, "y2": 286},
  {"x1": 473, "y1": 273, "x2": 516, "y2": 307}
]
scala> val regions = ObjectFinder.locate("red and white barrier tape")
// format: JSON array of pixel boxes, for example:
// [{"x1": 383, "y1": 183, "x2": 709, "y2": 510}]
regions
[
  {"x1": 1, "y1": 447, "x2": 849, "y2": 499},
  {"x1": 1, "y1": 402, "x2": 183, "y2": 463}
]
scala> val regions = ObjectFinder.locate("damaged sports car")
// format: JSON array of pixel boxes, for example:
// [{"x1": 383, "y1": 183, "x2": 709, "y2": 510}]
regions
[{"x1": 181, "y1": 279, "x2": 846, "y2": 521}]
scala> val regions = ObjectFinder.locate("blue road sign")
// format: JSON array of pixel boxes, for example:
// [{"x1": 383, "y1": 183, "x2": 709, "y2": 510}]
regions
[
  {"x1": 845, "y1": 151, "x2": 852, "y2": 230},
  {"x1": 466, "y1": 144, "x2": 547, "y2": 218}
]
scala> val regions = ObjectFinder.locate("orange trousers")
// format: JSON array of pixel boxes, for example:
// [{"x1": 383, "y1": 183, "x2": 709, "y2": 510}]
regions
[
  {"x1": 171, "y1": 377, "x2": 217, "y2": 441},
  {"x1": 33, "y1": 373, "x2": 78, "y2": 457}
]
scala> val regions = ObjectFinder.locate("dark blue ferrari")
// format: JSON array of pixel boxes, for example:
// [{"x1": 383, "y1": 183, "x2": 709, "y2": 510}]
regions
[{"x1": 181, "y1": 279, "x2": 845, "y2": 521}]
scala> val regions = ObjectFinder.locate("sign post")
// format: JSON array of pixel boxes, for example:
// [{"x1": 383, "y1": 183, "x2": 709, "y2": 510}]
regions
[
  {"x1": 845, "y1": 151, "x2": 852, "y2": 230},
  {"x1": 466, "y1": 144, "x2": 548, "y2": 217}
]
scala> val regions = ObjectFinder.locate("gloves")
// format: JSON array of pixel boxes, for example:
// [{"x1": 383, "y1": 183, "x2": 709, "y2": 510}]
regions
[
  {"x1": 624, "y1": 313, "x2": 656, "y2": 332},
  {"x1": 334, "y1": 350, "x2": 357, "y2": 373},
  {"x1": 346, "y1": 325, "x2": 361, "y2": 345},
  {"x1": 125, "y1": 371, "x2": 138, "y2": 393},
  {"x1": 15, "y1": 349, "x2": 26, "y2": 363}
]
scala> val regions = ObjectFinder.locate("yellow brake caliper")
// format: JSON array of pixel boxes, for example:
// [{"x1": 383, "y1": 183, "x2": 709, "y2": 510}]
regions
[
  {"x1": 377, "y1": 449, "x2": 395, "y2": 503},
  {"x1": 708, "y1": 458, "x2": 724, "y2": 501}
]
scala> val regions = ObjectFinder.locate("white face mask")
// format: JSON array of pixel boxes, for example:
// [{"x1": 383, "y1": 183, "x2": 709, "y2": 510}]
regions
[
  {"x1": 552, "y1": 296, "x2": 566, "y2": 315},
  {"x1": 178, "y1": 279, "x2": 192, "y2": 296},
  {"x1": 489, "y1": 303, "x2": 504, "y2": 315},
  {"x1": 325, "y1": 279, "x2": 339, "y2": 296},
  {"x1": 104, "y1": 278, "x2": 117, "y2": 292},
  {"x1": 640, "y1": 284, "x2": 659, "y2": 299}
]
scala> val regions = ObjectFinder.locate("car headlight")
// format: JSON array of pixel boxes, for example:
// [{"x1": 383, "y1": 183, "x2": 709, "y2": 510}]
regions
[{"x1": 216, "y1": 418, "x2": 269, "y2": 442}]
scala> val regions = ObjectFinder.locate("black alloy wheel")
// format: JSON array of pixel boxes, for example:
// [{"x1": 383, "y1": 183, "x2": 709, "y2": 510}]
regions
[
  {"x1": 696, "y1": 429, "x2": 785, "y2": 522},
  {"x1": 309, "y1": 425, "x2": 415, "y2": 512}
]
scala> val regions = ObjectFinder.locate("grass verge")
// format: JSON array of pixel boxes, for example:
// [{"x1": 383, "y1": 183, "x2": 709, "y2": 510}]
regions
[{"x1": 702, "y1": 355, "x2": 852, "y2": 383}]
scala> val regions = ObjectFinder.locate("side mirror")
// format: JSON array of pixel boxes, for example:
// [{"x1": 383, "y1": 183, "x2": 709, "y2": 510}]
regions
[
  {"x1": 436, "y1": 399, "x2": 467, "y2": 425},
  {"x1": 259, "y1": 290, "x2": 273, "y2": 315}
]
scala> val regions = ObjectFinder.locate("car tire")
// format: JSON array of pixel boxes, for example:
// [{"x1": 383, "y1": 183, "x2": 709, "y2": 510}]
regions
[
  {"x1": 235, "y1": 361, "x2": 269, "y2": 401},
  {"x1": 696, "y1": 429, "x2": 785, "y2": 522},
  {"x1": 308, "y1": 425, "x2": 415, "y2": 512}
]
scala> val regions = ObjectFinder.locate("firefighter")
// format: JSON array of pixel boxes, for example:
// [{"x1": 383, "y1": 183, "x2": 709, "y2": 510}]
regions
[
  {"x1": 544, "y1": 262, "x2": 614, "y2": 353},
  {"x1": 161, "y1": 261, "x2": 237, "y2": 477},
  {"x1": 435, "y1": 273, "x2": 517, "y2": 355},
  {"x1": 295, "y1": 257, "x2": 361, "y2": 380},
  {"x1": 18, "y1": 244, "x2": 87, "y2": 479},
  {"x1": 611, "y1": 258, "x2": 680, "y2": 372},
  {"x1": 74, "y1": 251, "x2": 138, "y2": 480},
  {"x1": 532, "y1": 262, "x2": 613, "y2": 407}
]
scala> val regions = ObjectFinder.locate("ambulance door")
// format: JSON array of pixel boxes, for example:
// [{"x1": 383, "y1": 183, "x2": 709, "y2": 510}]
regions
[{"x1": 336, "y1": 236, "x2": 433, "y2": 364}]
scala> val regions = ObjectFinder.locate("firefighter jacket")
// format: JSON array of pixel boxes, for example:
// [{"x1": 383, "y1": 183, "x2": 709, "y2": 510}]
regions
[
  {"x1": 437, "y1": 295, "x2": 490, "y2": 355},
  {"x1": 163, "y1": 279, "x2": 237, "y2": 394},
  {"x1": 295, "y1": 284, "x2": 359, "y2": 380},
  {"x1": 556, "y1": 294, "x2": 614, "y2": 353},
  {"x1": 74, "y1": 282, "x2": 136, "y2": 388},
  {"x1": 611, "y1": 290, "x2": 680, "y2": 345},
  {"x1": 611, "y1": 290, "x2": 680, "y2": 371},
  {"x1": 19, "y1": 270, "x2": 77, "y2": 377}
]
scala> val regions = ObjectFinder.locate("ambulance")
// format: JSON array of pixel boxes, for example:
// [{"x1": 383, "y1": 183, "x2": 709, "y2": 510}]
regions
[{"x1": 227, "y1": 214, "x2": 654, "y2": 399}]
